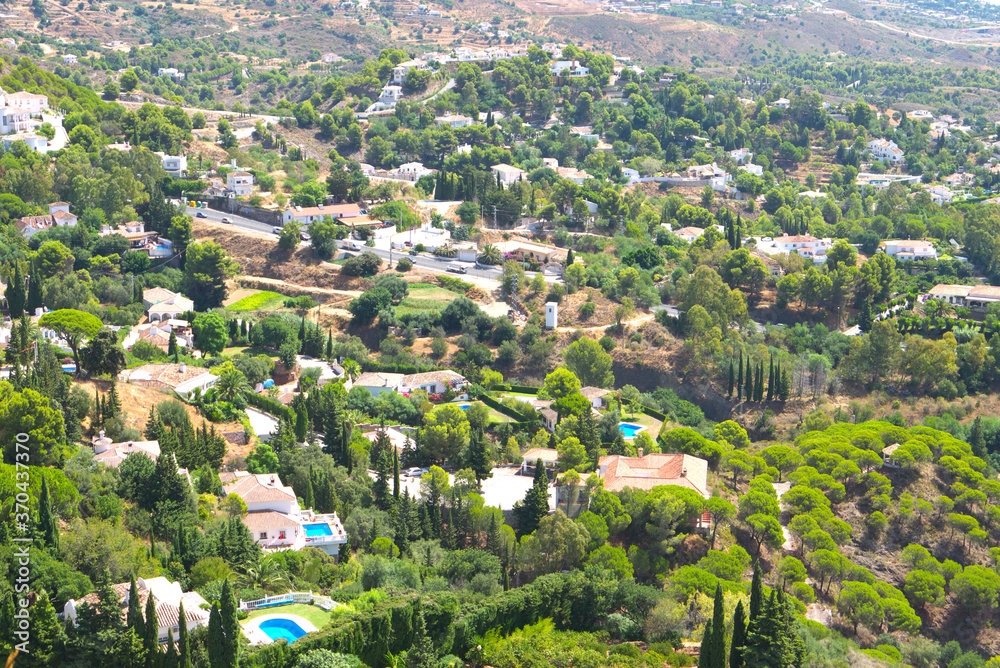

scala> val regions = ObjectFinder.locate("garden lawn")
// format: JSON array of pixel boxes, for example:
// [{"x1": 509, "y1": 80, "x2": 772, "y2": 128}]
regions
[
  {"x1": 395, "y1": 283, "x2": 460, "y2": 317},
  {"x1": 617, "y1": 410, "x2": 663, "y2": 435},
  {"x1": 226, "y1": 291, "x2": 286, "y2": 311},
  {"x1": 244, "y1": 603, "x2": 334, "y2": 629}
]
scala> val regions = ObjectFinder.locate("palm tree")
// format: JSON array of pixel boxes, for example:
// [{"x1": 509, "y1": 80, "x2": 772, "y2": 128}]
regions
[
  {"x1": 341, "y1": 358, "x2": 361, "y2": 381},
  {"x1": 478, "y1": 243, "x2": 502, "y2": 265},
  {"x1": 235, "y1": 556, "x2": 290, "y2": 593},
  {"x1": 216, "y1": 367, "x2": 251, "y2": 402}
]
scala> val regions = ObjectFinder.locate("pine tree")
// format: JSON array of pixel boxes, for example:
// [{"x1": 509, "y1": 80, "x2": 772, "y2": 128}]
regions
[
  {"x1": 28, "y1": 588, "x2": 66, "y2": 667},
  {"x1": 468, "y1": 429, "x2": 493, "y2": 485},
  {"x1": 486, "y1": 513, "x2": 502, "y2": 557},
  {"x1": 207, "y1": 604, "x2": 224, "y2": 668},
  {"x1": 779, "y1": 367, "x2": 790, "y2": 401},
  {"x1": 394, "y1": 494, "x2": 410, "y2": 556},
  {"x1": 107, "y1": 381, "x2": 122, "y2": 419},
  {"x1": 0, "y1": 590, "x2": 14, "y2": 654},
  {"x1": 730, "y1": 600, "x2": 747, "y2": 668},
  {"x1": 220, "y1": 578, "x2": 240, "y2": 668},
  {"x1": 406, "y1": 600, "x2": 438, "y2": 668},
  {"x1": 37, "y1": 475, "x2": 59, "y2": 552},
  {"x1": 749, "y1": 561, "x2": 764, "y2": 621},
  {"x1": 737, "y1": 354, "x2": 744, "y2": 401},
  {"x1": 766, "y1": 356, "x2": 774, "y2": 402},
  {"x1": 143, "y1": 593, "x2": 158, "y2": 667},
  {"x1": 744, "y1": 360, "x2": 753, "y2": 402},
  {"x1": 728, "y1": 359, "x2": 735, "y2": 398}
]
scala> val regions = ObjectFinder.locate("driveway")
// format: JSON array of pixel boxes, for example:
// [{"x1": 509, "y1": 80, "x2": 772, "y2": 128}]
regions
[
  {"x1": 387, "y1": 465, "x2": 552, "y2": 510},
  {"x1": 246, "y1": 407, "x2": 279, "y2": 441}
]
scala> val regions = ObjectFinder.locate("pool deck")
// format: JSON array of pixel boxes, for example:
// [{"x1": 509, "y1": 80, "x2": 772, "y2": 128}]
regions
[
  {"x1": 619, "y1": 422, "x2": 648, "y2": 439},
  {"x1": 242, "y1": 613, "x2": 319, "y2": 646}
]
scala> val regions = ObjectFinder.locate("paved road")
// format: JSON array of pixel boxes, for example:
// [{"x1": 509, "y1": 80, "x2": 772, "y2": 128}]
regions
[{"x1": 186, "y1": 204, "x2": 503, "y2": 282}]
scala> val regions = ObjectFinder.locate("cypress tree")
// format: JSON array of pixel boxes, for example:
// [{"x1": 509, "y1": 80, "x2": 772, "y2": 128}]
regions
[
  {"x1": 393, "y1": 449, "x2": 400, "y2": 503},
  {"x1": 766, "y1": 355, "x2": 774, "y2": 402},
  {"x1": 406, "y1": 599, "x2": 437, "y2": 668},
  {"x1": 698, "y1": 618, "x2": 715, "y2": 668},
  {"x1": 566, "y1": 249, "x2": 574, "y2": 265},
  {"x1": 37, "y1": 475, "x2": 59, "y2": 552},
  {"x1": 165, "y1": 627, "x2": 178, "y2": 668},
  {"x1": 749, "y1": 561, "x2": 764, "y2": 621},
  {"x1": 220, "y1": 578, "x2": 240, "y2": 668},
  {"x1": 744, "y1": 360, "x2": 753, "y2": 402},
  {"x1": 970, "y1": 416, "x2": 986, "y2": 459},
  {"x1": 710, "y1": 584, "x2": 727, "y2": 668},
  {"x1": 143, "y1": 593, "x2": 158, "y2": 667},
  {"x1": 326, "y1": 329, "x2": 333, "y2": 359},
  {"x1": 169, "y1": 331, "x2": 179, "y2": 362},
  {"x1": 108, "y1": 381, "x2": 122, "y2": 419},
  {"x1": 26, "y1": 269, "x2": 42, "y2": 312},
  {"x1": 127, "y1": 576, "x2": 145, "y2": 641},
  {"x1": 779, "y1": 367, "x2": 790, "y2": 401},
  {"x1": 737, "y1": 354, "x2": 744, "y2": 401},
  {"x1": 0, "y1": 591, "x2": 14, "y2": 655},
  {"x1": 513, "y1": 459, "x2": 549, "y2": 536},
  {"x1": 730, "y1": 600, "x2": 747, "y2": 668},
  {"x1": 207, "y1": 604, "x2": 224, "y2": 668},
  {"x1": 6, "y1": 263, "x2": 25, "y2": 319},
  {"x1": 294, "y1": 401, "x2": 308, "y2": 442},
  {"x1": 727, "y1": 359, "x2": 734, "y2": 398},
  {"x1": 754, "y1": 361, "x2": 764, "y2": 402},
  {"x1": 486, "y1": 514, "x2": 502, "y2": 557},
  {"x1": 736, "y1": 213, "x2": 743, "y2": 247},
  {"x1": 303, "y1": 464, "x2": 315, "y2": 510}
]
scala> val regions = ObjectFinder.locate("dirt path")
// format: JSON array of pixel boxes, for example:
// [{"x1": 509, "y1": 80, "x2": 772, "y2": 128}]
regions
[
  {"x1": 235, "y1": 276, "x2": 364, "y2": 299},
  {"x1": 555, "y1": 313, "x2": 655, "y2": 332}
]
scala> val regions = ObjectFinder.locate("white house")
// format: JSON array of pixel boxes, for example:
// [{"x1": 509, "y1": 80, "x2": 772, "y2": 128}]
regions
[
  {"x1": 64, "y1": 577, "x2": 210, "y2": 644},
  {"x1": 740, "y1": 163, "x2": 764, "y2": 177},
  {"x1": 143, "y1": 288, "x2": 195, "y2": 321},
  {"x1": 435, "y1": 114, "x2": 473, "y2": 128},
  {"x1": 884, "y1": 240, "x2": 937, "y2": 261},
  {"x1": 227, "y1": 170, "x2": 254, "y2": 197},
  {"x1": 556, "y1": 166, "x2": 590, "y2": 185},
  {"x1": 551, "y1": 60, "x2": 589, "y2": 77},
  {"x1": 491, "y1": 163, "x2": 525, "y2": 185},
  {"x1": 90, "y1": 431, "x2": 163, "y2": 468},
  {"x1": 389, "y1": 162, "x2": 434, "y2": 181},
  {"x1": 772, "y1": 234, "x2": 831, "y2": 263},
  {"x1": 156, "y1": 152, "x2": 187, "y2": 177},
  {"x1": 773, "y1": 97, "x2": 790, "y2": 109},
  {"x1": 728, "y1": 147, "x2": 753, "y2": 164},
  {"x1": 621, "y1": 166, "x2": 640, "y2": 184},
  {"x1": 15, "y1": 203, "x2": 78, "y2": 237},
  {"x1": 61, "y1": 54, "x2": 78, "y2": 64},
  {"x1": 5, "y1": 90, "x2": 49, "y2": 114},
  {"x1": 865, "y1": 138, "x2": 905, "y2": 164},
  {"x1": 674, "y1": 226, "x2": 706, "y2": 243},
  {"x1": 222, "y1": 471, "x2": 348, "y2": 556},
  {"x1": 157, "y1": 67, "x2": 185, "y2": 80},
  {"x1": 924, "y1": 185, "x2": 955, "y2": 205},
  {"x1": 282, "y1": 202, "x2": 362, "y2": 225},
  {"x1": 0, "y1": 106, "x2": 30, "y2": 135},
  {"x1": 379, "y1": 86, "x2": 403, "y2": 106},
  {"x1": 391, "y1": 60, "x2": 428, "y2": 85},
  {"x1": 321, "y1": 53, "x2": 343, "y2": 63},
  {"x1": 350, "y1": 370, "x2": 468, "y2": 397},
  {"x1": 1, "y1": 133, "x2": 47, "y2": 153},
  {"x1": 101, "y1": 222, "x2": 174, "y2": 258}
]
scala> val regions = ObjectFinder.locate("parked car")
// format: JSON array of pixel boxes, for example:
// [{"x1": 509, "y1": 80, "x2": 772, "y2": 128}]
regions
[
  {"x1": 272, "y1": 226, "x2": 282, "y2": 235},
  {"x1": 221, "y1": 217, "x2": 231, "y2": 224},
  {"x1": 447, "y1": 266, "x2": 467, "y2": 274},
  {"x1": 300, "y1": 232, "x2": 311, "y2": 241},
  {"x1": 409, "y1": 249, "x2": 418, "y2": 256},
  {"x1": 405, "y1": 467, "x2": 429, "y2": 477},
  {"x1": 342, "y1": 241, "x2": 360, "y2": 251},
  {"x1": 195, "y1": 211, "x2": 207, "y2": 218}
]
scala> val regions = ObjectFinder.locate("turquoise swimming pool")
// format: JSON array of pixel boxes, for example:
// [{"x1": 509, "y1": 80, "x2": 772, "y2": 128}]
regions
[
  {"x1": 258, "y1": 617, "x2": 308, "y2": 643},
  {"x1": 618, "y1": 422, "x2": 644, "y2": 438},
  {"x1": 304, "y1": 523, "x2": 333, "y2": 537}
]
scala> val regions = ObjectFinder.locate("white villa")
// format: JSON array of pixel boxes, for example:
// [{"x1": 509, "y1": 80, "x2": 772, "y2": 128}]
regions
[
  {"x1": 674, "y1": 226, "x2": 706, "y2": 243},
  {"x1": 64, "y1": 577, "x2": 210, "y2": 644},
  {"x1": 143, "y1": 288, "x2": 194, "y2": 321},
  {"x1": 348, "y1": 370, "x2": 468, "y2": 397},
  {"x1": 15, "y1": 202, "x2": 78, "y2": 238},
  {"x1": 221, "y1": 471, "x2": 348, "y2": 556},
  {"x1": 282, "y1": 202, "x2": 362, "y2": 225},
  {"x1": 227, "y1": 171, "x2": 254, "y2": 197},
  {"x1": 928, "y1": 284, "x2": 1000, "y2": 310},
  {"x1": 865, "y1": 138, "x2": 905, "y2": 164},
  {"x1": 550, "y1": 60, "x2": 589, "y2": 77},
  {"x1": 156, "y1": 152, "x2": 187, "y2": 177},
  {"x1": 435, "y1": 114, "x2": 473, "y2": 128},
  {"x1": 491, "y1": 163, "x2": 525, "y2": 185},
  {"x1": 883, "y1": 240, "x2": 937, "y2": 261},
  {"x1": 772, "y1": 234, "x2": 831, "y2": 263},
  {"x1": 391, "y1": 59, "x2": 428, "y2": 85}
]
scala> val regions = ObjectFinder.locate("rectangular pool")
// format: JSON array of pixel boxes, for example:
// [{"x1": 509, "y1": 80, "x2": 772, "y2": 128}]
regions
[
  {"x1": 618, "y1": 422, "x2": 645, "y2": 438},
  {"x1": 304, "y1": 523, "x2": 333, "y2": 537}
]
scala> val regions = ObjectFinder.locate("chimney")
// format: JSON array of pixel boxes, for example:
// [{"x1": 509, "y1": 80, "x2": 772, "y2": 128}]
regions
[
  {"x1": 637, "y1": 447, "x2": 643, "y2": 458},
  {"x1": 99, "y1": 430, "x2": 105, "y2": 440},
  {"x1": 179, "y1": 362, "x2": 186, "y2": 373},
  {"x1": 681, "y1": 468, "x2": 688, "y2": 477}
]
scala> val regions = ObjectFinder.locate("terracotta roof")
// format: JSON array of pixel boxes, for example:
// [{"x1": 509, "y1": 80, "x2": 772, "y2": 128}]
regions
[
  {"x1": 229, "y1": 170, "x2": 252, "y2": 177},
  {"x1": 968, "y1": 286, "x2": 1000, "y2": 300},
  {"x1": 402, "y1": 370, "x2": 466, "y2": 386},
  {"x1": 929, "y1": 284, "x2": 973, "y2": 297},
  {"x1": 776, "y1": 235, "x2": 819, "y2": 243},
  {"x1": 598, "y1": 453, "x2": 709, "y2": 497},
  {"x1": 242, "y1": 510, "x2": 302, "y2": 533},
  {"x1": 287, "y1": 203, "x2": 362, "y2": 218},
  {"x1": 143, "y1": 287, "x2": 177, "y2": 303},
  {"x1": 94, "y1": 441, "x2": 161, "y2": 468},
  {"x1": 522, "y1": 447, "x2": 560, "y2": 464},
  {"x1": 579, "y1": 386, "x2": 611, "y2": 400},
  {"x1": 354, "y1": 372, "x2": 404, "y2": 389},
  {"x1": 51, "y1": 210, "x2": 76, "y2": 220},
  {"x1": 224, "y1": 472, "x2": 297, "y2": 504}
]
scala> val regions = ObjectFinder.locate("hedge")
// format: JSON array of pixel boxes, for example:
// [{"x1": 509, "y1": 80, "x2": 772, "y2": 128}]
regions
[
  {"x1": 246, "y1": 392, "x2": 294, "y2": 423},
  {"x1": 480, "y1": 393, "x2": 531, "y2": 422},
  {"x1": 506, "y1": 384, "x2": 540, "y2": 394},
  {"x1": 244, "y1": 573, "x2": 648, "y2": 668},
  {"x1": 360, "y1": 360, "x2": 441, "y2": 374},
  {"x1": 642, "y1": 406, "x2": 669, "y2": 422}
]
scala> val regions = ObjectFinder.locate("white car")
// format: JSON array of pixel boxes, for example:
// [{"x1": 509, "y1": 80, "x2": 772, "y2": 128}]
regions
[
  {"x1": 272, "y1": 226, "x2": 282, "y2": 235},
  {"x1": 405, "y1": 467, "x2": 429, "y2": 477}
]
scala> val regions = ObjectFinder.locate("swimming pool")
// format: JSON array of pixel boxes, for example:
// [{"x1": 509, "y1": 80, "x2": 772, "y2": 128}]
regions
[
  {"x1": 618, "y1": 422, "x2": 645, "y2": 438},
  {"x1": 257, "y1": 617, "x2": 309, "y2": 643},
  {"x1": 456, "y1": 403, "x2": 471, "y2": 411},
  {"x1": 304, "y1": 523, "x2": 333, "y2": 538}
]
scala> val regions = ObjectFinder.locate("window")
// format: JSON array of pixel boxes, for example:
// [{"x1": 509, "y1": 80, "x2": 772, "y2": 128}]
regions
[
  {"x1": 259, "y1": 532, "x2": 267, "y2": 540},
  {"x1": 279, "y1": 531, "x2": 286, "y2": 540}
]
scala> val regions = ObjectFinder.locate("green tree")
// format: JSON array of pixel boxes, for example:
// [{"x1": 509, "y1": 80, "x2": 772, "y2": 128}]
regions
[
  {"x1": 563, "y1": 337, "x2": 614, "y2": 387},
  {"x1": 420, "y1": 404, "x2": 470, "y2": 463},
  {"x1": 38, "y1": 309, "x2": 102, "y2": 376},
  {"x1": 185, "y1": 241, "x2": 238, "y2": 310},
  {"x1": 37, "y1": 475, "x2": 59, "y2": 552},
  {"x1": 193, "y1": 312, "x2": 228, "y2": 356},
  {"x1": 730, "y1": 600, "x2": 747, "y2": 668},
  {"x1": 837, "y1": 581, "x2": 883, "y2": 634},
  {"x1": 544, "y1": 367, "x2": 582, "y2": 398},
  {"x1": 5, "y1": 263, "x2": 26, "y2": 319},
  {"x1": 514, "y1": 459, "x2": 550, "y2": 536},
  {"x1": 81, "y1": 328, "x2": 127, "y2": 378}
]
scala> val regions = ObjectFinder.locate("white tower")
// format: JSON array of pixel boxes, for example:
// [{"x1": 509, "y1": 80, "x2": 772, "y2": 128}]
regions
[{"x1": 545, "y1": 302, "x2": 558, "y2": 329}]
